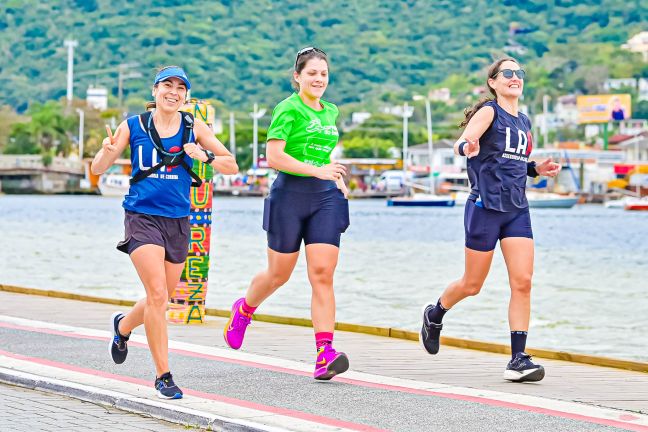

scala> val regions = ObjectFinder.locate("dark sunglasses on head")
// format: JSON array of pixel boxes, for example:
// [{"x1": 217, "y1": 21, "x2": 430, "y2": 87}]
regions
[
  {"x1": 494, "y1": 69, "x2": 526, "y2": 80},
  {"x1": 295, "y1": 46, "x2": 326, "y2": 67}
]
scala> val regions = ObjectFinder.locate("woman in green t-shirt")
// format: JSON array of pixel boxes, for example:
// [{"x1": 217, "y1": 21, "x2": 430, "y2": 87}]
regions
[{"x1": 224, "y1": 47, "x2": 351, "y2": 380}]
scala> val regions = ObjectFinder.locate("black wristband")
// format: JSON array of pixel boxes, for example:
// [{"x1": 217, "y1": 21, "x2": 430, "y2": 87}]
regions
[
  {"x1": 527, "y1": 161, "x2": 539, "y2": 177},
  {"x1": 458, "y1": 141, "x2": 467, "y2": 156}
]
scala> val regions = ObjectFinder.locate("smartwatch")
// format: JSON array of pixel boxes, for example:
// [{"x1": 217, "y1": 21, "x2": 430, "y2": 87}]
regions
[{"x1": 203, "y1": 149, "x2": 216, "y2": 165}]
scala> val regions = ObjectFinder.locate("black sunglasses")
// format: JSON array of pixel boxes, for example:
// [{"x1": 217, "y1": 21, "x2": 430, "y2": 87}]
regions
[
  {"x1": 493, "y1": 69, "x2": 526, "y2": 80},
  {"x1": 295, "y1": 46, "x2": 326, "y2": 67}
]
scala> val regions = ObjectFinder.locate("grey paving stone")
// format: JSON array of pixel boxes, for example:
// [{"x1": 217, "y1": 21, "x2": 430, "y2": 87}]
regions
[{"x1": 0, "y1": 383, "x2": 195, "y2": 431}]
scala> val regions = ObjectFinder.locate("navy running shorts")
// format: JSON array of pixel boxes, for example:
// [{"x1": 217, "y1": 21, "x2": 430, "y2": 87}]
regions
[
  {"x1": 464, "y1": 199, "x2": 533, "y2": 252},
  {"x1": 263, "y1": 172, "x2": 350, "y2": 253},
  {"x1": 117, "y1": 210, "x2": 190, "y2": 264}
]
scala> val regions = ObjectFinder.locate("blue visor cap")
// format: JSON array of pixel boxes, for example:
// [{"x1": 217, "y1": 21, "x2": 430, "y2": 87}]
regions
[{"x1": 154, "y1": 67, "x2": 191, "y2": 90}]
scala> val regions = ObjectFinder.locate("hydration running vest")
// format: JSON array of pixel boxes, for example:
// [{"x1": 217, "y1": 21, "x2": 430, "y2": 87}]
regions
[{"x1": 129, "y1": 110, "x2": 203, "y2": 187}]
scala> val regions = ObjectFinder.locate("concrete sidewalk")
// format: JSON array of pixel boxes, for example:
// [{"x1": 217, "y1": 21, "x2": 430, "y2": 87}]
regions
[
  {"x1": 0, "y1": 289, "x2": 646, "y2": 432},
  {"x1": 0, "y1": 382, "x2": 196, "y2": 432}
]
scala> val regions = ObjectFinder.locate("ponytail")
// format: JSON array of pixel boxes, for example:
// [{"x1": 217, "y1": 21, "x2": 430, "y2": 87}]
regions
[{"x1": 459, "y1": 97, "x2": 494, "y2": 129}]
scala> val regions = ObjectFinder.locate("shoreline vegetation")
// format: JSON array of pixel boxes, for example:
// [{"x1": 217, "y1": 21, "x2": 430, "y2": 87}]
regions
[{"x1": 1, "y1": 2, "x2": 647, "y2": 172}]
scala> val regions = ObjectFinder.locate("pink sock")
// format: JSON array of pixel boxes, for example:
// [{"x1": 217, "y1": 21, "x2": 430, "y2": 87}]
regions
[
  {"x1": 315, "y1": 332, "x2": 334, "y2": 349},
  {"x1": 241, "y1": 298, "x2": 257, "y2": 315}
]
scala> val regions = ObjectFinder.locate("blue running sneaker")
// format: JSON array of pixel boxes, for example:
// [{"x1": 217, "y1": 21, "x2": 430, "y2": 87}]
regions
[
  {"x1": 109, "y1": 312, "x2": 129, "y2": 364},
  {"x1": 155, "y1": 372, "x2": 183, "y2": 399},
  {"x1": 419, "y1": 303, "x2": 443, "y2": 355},
  {"x1": 503, "y1": 352, "x2": 545, "y2": 382}
]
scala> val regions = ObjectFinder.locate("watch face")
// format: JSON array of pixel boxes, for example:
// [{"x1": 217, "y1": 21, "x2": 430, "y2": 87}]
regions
[{"x1": 204, "y1": 149, "x2": 215, "y2": 164}]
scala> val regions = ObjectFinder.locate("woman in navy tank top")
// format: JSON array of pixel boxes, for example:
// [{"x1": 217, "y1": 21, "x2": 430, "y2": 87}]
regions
[
  {"x1": 91, "y1": 66, "x2": 238, "y2": 399},
  {"x1": 419, "y1": 58, "x2": 561, "y2": 382}
]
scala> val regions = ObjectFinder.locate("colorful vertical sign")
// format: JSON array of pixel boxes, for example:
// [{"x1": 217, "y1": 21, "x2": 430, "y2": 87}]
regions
[{"x1": 167, "y1": 99, "x2": 216, "y2": 324}]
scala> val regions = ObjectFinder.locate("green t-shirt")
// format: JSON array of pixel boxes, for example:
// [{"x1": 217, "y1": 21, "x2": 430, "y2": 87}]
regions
[{"x1": 266, "y1": 93, "x2": 339, "y2": 176}]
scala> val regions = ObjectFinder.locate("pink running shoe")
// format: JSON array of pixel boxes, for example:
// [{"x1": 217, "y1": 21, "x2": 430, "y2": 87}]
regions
[
  {"x1": 223, "y1": 298, "x2": 252, "y2": 350},
  {"x1": 314, "y1": 344, "x2": 349, "y2": 380}
]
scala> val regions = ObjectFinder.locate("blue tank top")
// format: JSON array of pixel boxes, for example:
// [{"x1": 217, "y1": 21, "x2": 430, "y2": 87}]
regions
[
  {"x1": 467, "y1": 101, "x2": 533, "y2": 212},
  {"x1": 122, "y1": 113, "x2": 193, "y2": 218}
]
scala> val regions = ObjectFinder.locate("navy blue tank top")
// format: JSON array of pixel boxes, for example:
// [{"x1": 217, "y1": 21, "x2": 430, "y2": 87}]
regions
[
  {"x1": 467, "y1": 101, "x2": 533, "y2": 212},
  {"x1": 122, "y1": 113, "x2": 193, "y2": 218}
]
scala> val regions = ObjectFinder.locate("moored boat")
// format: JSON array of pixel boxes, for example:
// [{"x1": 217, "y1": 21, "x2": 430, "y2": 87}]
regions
[
  {"x1": 526, "y1": 192, "x2": 578, "y2": 209},
  {"x1": 624, "y1": 197, "x2": 648, "y2": 211},
  {"x1": 98, "y1": 173, "x2": 130, "y2": 196},
  {"x1": 387, "y1": 193, "x2": 455, "y2": 207}
]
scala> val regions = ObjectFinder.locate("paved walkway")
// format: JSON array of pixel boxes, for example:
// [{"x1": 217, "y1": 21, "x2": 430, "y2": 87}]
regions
[
  {"x1": 1, "y1": 382, "x2": 197, "y2": 431},
  {"x1": 0, "y1": 290, "x2": 647, "y2": 431}
]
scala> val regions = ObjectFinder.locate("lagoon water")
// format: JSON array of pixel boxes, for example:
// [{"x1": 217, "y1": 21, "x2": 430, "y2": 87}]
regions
[{"x1": 1, "y1": 195, "x2": 646, "y2": 361}]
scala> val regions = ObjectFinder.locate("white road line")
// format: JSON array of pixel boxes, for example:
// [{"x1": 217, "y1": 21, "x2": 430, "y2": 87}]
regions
[{"x1": 1, "y1": 314, "x2": 646, "y2": 429}]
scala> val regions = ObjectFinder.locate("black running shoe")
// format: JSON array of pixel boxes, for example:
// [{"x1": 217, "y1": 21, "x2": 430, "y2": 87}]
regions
[
  {"x1": 109, "y1": 312, "x2": 129, "y2": 364},
  {"x1": 503, "y1": 352, "x2": 545, "y2": 382},
  {"x1": 155, "y1": 372, "x2": 183, "y2": 399},
  {"x1": 419, "y1": 302, "x2": 443, "y2": 355}
]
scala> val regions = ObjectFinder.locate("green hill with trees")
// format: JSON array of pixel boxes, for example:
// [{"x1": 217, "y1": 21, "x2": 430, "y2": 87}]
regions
[{"x1": 1, "y1": 0, "x2": 647, "y2": 166}]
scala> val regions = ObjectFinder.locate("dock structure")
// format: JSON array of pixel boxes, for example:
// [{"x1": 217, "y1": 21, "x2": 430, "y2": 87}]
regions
[{"x1": 0, "y1": 155, "x2": 84, "y2": 193}]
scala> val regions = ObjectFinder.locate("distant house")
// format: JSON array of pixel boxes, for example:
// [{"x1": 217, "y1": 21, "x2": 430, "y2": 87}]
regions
[
  {"x1": 555, "y1": 94, "x2": 579, "y2": 126},
  {"x1": 641, "y1": 79, "x2": 648, "y2": 102},
  {"x1": 619, "y1": 120, "x2": 648, "y2": 136},
  {"x1": 535, "y1": 94, "x2": 578, "y2": 131},
  {"x1": 351, "y1": 112, "x2": 371, "y2": 125},
  {"x1": 612, "y1": 131, "x2": 648, "y2": 162},
  {"x1": 86, "y1": 86, "x2": 108, "y2": 111},
  {"x1": 604, "y1": 77, "x2": 648, "y2": 101},
  {"x1": 472, "y1": 86, "x2": 488, "y2": 96},
  {"x1": 427, "y1": 88, "x2": 451, "y2": 103},
  {"x1": 406, "y1": 139, "x2": 463, "y2": 174},
  {"x1": 622, "y1": 31, "x2": 648, "y2": 62},
  {"x1": 604, "y1": 78, "x2": 638, "y2": 91}
]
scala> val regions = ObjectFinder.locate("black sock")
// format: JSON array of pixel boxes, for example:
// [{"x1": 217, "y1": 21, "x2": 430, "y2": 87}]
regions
[
  {"x1": 510, "y1": 331, "x2": 528, "y2": 359},
  {"x1": 426, "y1": 299, "x2": 449, "y2": 324}
]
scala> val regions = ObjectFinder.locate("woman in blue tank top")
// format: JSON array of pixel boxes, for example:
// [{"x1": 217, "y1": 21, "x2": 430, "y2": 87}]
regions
[
  {"x1": 91, "y1": 66, "x2": 238, "y2": 399},
  {"x1": 419, "y1": 58, "x2": 561, "y2": 383}
]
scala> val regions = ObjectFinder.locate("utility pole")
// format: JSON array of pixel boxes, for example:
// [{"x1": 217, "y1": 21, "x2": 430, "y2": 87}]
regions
[
  {"x1": 229, "y1": 112, "x2": 236, "y2": 155},
  {"x1": 64, "y1": 39, "x2": 78, "y2": 105},
  {"x1": 75, "y1": 109, "x2": 85, "y2": 159},
  {"x1": 118, "y1": 63, "x2": 142, "y2": 108},
  {"x1": 542, "y1": 94, "x2": 550, "y2": 148},
  {"x1": 399, "y1": 102, "x2": 414, "y2": 180},
  {"x1": 424, "y1": 98, "x2": 433, "y2": 190},
  {"x1": 75, "y1": 63, "x2": 141, "y2": 111},
  {"x1": 250, "y1": 103, "x2": 266, "y2": 169},
  {"x1": 414, "y1": 95, "x2": 434, "y2": 192}
]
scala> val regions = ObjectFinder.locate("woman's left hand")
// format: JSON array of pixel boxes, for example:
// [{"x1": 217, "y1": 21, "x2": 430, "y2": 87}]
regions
[
  {"x1": 536, "y1": 158, "x2": 561, "y2": 177},
  {"x1": 183, "y1": 143, "x2": 207, "y2": 162},
  {"x1": 336, "y1": 178, "x2": 349, "y2": 199}
]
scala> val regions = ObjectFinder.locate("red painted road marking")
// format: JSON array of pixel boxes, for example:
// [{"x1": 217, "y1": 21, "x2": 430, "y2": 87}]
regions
[
  {"x1": 1, "y1": 321, "x2": 647, "y2": 431},
  {"x1": 0, "y1": 349, "x2": 386, "y2": 432}
]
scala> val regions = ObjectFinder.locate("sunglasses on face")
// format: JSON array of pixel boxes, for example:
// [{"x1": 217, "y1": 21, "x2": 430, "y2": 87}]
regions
[
  {"x1": 295, "y1": 46, "x2": 326, "y2": 67},
  {"x1": 494, "y1": 69, "x2": 526, "y2": 80}
]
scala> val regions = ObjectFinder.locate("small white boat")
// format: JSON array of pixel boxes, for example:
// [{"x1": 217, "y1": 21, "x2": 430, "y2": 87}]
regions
[
  {"x1": 624, "y1": 197, "x2": 648, "y2": 211},
  {"x1": 604, "y1": 197, "x2": 634, "y2": 209},
  {"x1": 526, "y1": 192, "x2": 578, "y2": 209},
  {"x1": 98, "y1": 173, "x2": 130, "y2": 197},
  {"x1": 387, "y1": 193, "x2": 455, "y2": 207}
]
